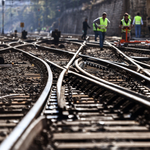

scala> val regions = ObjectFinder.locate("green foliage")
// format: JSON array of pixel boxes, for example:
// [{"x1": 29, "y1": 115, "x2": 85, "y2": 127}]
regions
[{"x1": 0, "y1": 0, "x2": 92, "y2": 32}]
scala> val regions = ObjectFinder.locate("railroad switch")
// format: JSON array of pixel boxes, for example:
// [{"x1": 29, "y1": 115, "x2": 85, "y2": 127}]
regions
[{"x1": 115, "y1": 27, "x2": 150, "y2": 46}]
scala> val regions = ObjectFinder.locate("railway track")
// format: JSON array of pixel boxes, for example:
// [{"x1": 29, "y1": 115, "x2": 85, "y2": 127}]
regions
[
  {"x1": 0, "y1": 36, "x2": 150, "y2": 150},
  {"x1": 0, "y1": 41, "x2": 52, "y2": 148},
  {"x1": 119, "y1": 46, "x2": 150, "y2": 66},
  {"x1": 23, "y1": 65, "x2": 150, "y2": 150},
  {"x1": 75, "y1": 56, "x2": 150, "y2": 97},
  {"x1": 14, "y1": 40, "x2": 82, "y2": 67},
  {"x1": 0, "y1": 36, "x2": 85, "y2": 150},
  {"x1": 37, "y1": 40, "x2": 80, "y2": 52}
]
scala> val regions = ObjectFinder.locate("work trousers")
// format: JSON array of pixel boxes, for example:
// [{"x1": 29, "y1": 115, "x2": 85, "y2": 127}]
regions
[
  {"x1": 135, "y1": 25, "x2": 141, "y2": 38},
  {"x1": 94, "y1": 31, "x2": 99, "y2": 41},
  {"x1": 99, "y1": 31, "x2": 106, "y2": 48},
  {"x1": 149, "y1": 26, "x2": 150, "y2": 36},
  {"x1": 82, "y1": 30, "x2": 87, "y2": 40}
]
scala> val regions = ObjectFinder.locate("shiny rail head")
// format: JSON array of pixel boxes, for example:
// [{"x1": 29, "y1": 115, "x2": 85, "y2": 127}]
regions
[
  {"x1": 0, "y1": 48, "x2": 53, "y2": 150},
  {"x1": 56, "y1": 39, "x2": 88, "y2": 110}
]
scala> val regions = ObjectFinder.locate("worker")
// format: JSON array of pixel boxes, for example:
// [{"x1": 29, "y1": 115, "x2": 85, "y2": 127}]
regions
[
  {"x1": 93, "y1": 12, "x2": 110, "y2": 50},
  {"x1": 14, "y1": 30, "x2": 17, "y2": 38},
  {"x1": 81, "y1": 18, "x2": 91, "y2": 40},
  {"x1": 132, "y1": 13, "x2": 143, "y2": 38},
  {"x1": 119, "y1": 13, "x2": 132, "y2": 41},
  {"x1": 44, "y1": 27, "x2": 46, "y2": 31},
  {"x1": 93, "y1": 22, "x2": 98, "y2": 41},
  {"x1": 30, "y1": 26, "x2": 33, "y2": 32}
]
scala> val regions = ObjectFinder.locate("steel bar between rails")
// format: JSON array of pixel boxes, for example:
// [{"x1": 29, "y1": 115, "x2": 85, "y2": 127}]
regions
[
  {"x1": 75, "y1": 58, "x2": 149, "y2": 100},
  {"x1": 105, "y1": 41, "x2": 150, "y2": 76},
  {"x1": 57, "y1": 38, "x2": 87, "y2": 109},
  {"x1": 45, "y1": 59, "x2": 64, "y2": 70},
  {"x1": 79, "y1": 54, "x2": 150, "y2": 87}
]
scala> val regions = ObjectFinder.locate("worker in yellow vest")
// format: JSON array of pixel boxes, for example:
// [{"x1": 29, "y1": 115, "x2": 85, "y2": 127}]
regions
[
  {"x1": 132, "y1": 13, "x2": 143, "y2": 38},
  {"x1": 93, "y1": 12, "x2": 110, "y2": 50},
  {"x1": 93, "y1": 23, "x2": 98, "y2": 41},
  {"x1": 81, "y1": 18, "x2": 91, "y2": 40},
  {"x1": 119, "y1": 13, "x2": 132, "y2": 41}
]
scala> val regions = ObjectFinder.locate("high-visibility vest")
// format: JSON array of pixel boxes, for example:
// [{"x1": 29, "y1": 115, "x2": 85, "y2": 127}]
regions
[
  {"x1": 128, "y1": 15, "x2": 131, "y2": 19},
  {"x1": 135, "y1": 16, "x2": 142, "y2": 25},
  {"x1": 97, "y1": 17, "x2": 108, "y2": 32},
  {"x1": 93, "y1": 23, "x2": 97, "y2": 31},
  {"x1": 121, "y1": 19, "x2": 131, "y2": 33}
]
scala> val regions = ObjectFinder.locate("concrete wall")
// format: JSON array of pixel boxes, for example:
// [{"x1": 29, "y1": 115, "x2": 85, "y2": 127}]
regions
[
  {"x1": 58, "y1": 0, "x2": 126, "y2": 36},
  {"x1": 57, "y1": 0, "x2": 149, "y2": 37}
]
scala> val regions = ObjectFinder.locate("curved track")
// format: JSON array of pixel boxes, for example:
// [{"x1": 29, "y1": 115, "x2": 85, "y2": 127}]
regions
[
  {"x1": 0, "y1": 40, "x2": 52, "y2": 149},
  {"x1": 26, "y1": 65, "x2": 150, "y2": 150},
  {"x1": 0, "y1": 35, "x2": 150, "y2": 150}
]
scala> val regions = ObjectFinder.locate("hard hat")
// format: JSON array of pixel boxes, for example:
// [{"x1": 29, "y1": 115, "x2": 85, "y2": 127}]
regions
[
  {"x1": 102, "y1": 12, "x2": 107, "y2": 15},
  {"x1": 124, "y1": 13, "x2": 129, "y2": 16}
]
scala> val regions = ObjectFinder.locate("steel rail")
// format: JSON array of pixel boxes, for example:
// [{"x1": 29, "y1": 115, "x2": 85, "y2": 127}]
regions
[
  {"x1": 45, "y1": 59, "x2": 64, "y2": 70},
  {"x1": 121, "y1": 46, "x2": 150, "y2": 53},
  {"x1": 68, "y1": 70, "x2": 150, "y2": 107},
  {"x1": 14, "y1": 42, "x2": 74, "y2": 69},
  {"x1": 7, "y1": 39, "x2": 23, "y2": 47},
  {"x1": 105, "y1": 41, "x2": 150, "y2": 76},
  {"x1": 113, "y1": 62, "x2": 137, "y2": 70},
  {"x1": 1, "y1": 39, "x2": 18, "y2": 44},
  {"x1": 112, "y1": 58, "x2": 150, "y2": 70},
  {"x1": 65, "y1": 38, "x2": 110, "y2": 48},
  {"x1": 57, "y1": 38, "x2": 87, "y2": 109},
  {"x1": 36, "y1": 45, "x2": 75, "y2": 55},
  {"x1": 86, "y1": 41, "x2": 110, "y2": 49},
  {"x1": 14, "y1": 41, "x2": 82, "y2": 69},
  {"x1": 0, "y1": 46, "x2": 14, "y2": 51},
  {"x1": 75, "y1": 58, "x2": 150, "y2": 100},
  {"x1": 79, "y1": 54, "x2": 150, "y2": 87},
  {"x1": 78, "y1": 40, "x2": 150, "y2": 76},
  {"x1": 13, "y1": 40, "x2": 82, "y2": 112},
  {"x1": 133, "y1": 59, "x2": 150, "y2": 69},
  {"x1": 13, "y1": 116, "x2": 46, "y2": 150},
  {"x1": 0, "y1": 44, "x2": 9, "y2": 49},
  {"x1": 16, "y1": 43, "x2": 76, "y2": 56},
  {"x1": 65, "y1": 38, "x2": 84, "y2": 43},
  {"x1": 0, "y1": 94, "x2": 22, "y2": 100},
  {"x1": 35, "y1": 40, "x2": 82, "y2": 55},
  {"x1": 119, "y1": 46, "x2": 150, "y2": 72},
  {"x1": 23, "y1": 39, "x2": 37, "y2": 44},
  {"x1": 35, "y1": 39, "x2": 83, "y2": 46},
  {"x1": 105, "y1": 41, "x2": 142, "y2": 70},
  {"x1": 0, "y1": 48, "x2": 53, "y2": 150},
  {"x1": 9, "y1": 64, "x2": 150, "y2": 150}
]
